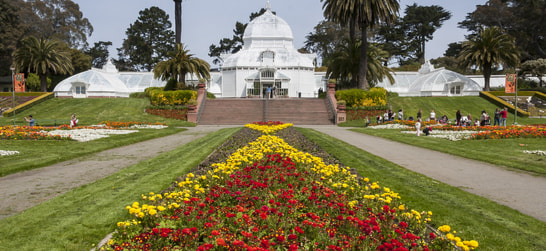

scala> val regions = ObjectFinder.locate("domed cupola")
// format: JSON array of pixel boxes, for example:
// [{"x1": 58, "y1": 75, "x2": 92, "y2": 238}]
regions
[{"x1": 242, "y1": 1, "x2": 294, "y2": 49}]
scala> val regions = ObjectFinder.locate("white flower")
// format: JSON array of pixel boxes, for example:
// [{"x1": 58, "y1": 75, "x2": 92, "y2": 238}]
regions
[
  {"x1": 45, "y1": 129, "x2": 139, "y2": 142},
  {"x1": 129, "y1": 124, "x2": 167, "y2": 129},
  {"x1": 523, "y1": 150, "x2": 546, "y2": 156},
  {"x1": 401, "y1": 130, "x2": 477, "y2": 141},
  {"x1": 0, "y1": 150, "x2": 20, "y2": 157},
  {"x1": 368, "y1": 124, "x2": 412, "y2": 129}
]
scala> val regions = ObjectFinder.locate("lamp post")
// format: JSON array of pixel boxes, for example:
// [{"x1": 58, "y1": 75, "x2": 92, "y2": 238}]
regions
[
  {"x1": 10, "y1": 65, "x2": 15, "y2": 126},
  {"x1": 514, "y1": 68, "x2": 520, "y2": 125}
]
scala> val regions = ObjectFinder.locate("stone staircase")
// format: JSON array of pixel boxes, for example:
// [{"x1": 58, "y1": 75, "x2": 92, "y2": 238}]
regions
[{"x1": 198, "y1": 98, "x2": 333, "y2": 125}]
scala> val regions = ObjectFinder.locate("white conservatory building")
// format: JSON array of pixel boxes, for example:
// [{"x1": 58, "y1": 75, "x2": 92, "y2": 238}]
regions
[
  {"x1": 53, "y1": 59, "x2": 166, "y2": 98},
  {"x1": 376, "y1": 61, "x2": 483, "y2": 97},
  {"x1": 208, "y1": 3, "x2": 326, "y2": 98}
]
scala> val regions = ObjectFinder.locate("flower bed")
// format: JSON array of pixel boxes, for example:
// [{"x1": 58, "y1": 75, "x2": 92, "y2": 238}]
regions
[
  {"x1": 101, "y1": 124, "x2": 478, "y2": 251},
  {"x1": 0, "y1": 122, "x2": 168, "y2": 141},
  {"x1": 397, "y1": 124, "x2": 546, "y2": 141}
]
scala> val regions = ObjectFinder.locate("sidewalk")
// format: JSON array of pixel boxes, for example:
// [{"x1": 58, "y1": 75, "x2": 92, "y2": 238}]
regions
[
  {"x1": 0, "y1": 126, "x2": 227, "y2": 219},
  {"x1": 305, "y1": 125, "x2": 546, "y2": 222}
]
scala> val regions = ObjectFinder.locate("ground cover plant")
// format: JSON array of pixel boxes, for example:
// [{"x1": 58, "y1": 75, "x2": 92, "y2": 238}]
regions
[{"x1": 101, "y1": 123, "x2": 479, "y2": 251}]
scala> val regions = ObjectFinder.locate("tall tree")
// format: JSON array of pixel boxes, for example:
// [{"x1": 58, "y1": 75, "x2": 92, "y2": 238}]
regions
[
  {"x1": 12, "y1": 36, "x2": 74, "y2": 92},
  {"x1": 153, "y1": 43, "x2": 210, "y2": 88},
  {"x1": 459, "y1": 0, "x2": 546, "y2": 60},
  {"x1": 458, "y1": 27, "x2": 519, "y2": 91},
  {"x1": 85, "y1": 41, "x2": 112, "y2": 68},
  {"x1": 321, "y1": 0, "x2": 399, "y2": 90},
  {"x1": 116, "y1": 7, "x2": 175, "y2": 71},
  {"x1": 19, "y1": 0, "x2": 93, "y2": 48},
  {"x1": 0, "y1": 0, "x2": 26, "y2": 76},
  {"x1": 304, "y1": 20, "x2": 351, "y2": 67},
  {"x1": 174, "y1": 0, "x2": 182, "y2": 44},
  {"x1": 402, "y1": 4, "x2": 451, "y2": 64}
]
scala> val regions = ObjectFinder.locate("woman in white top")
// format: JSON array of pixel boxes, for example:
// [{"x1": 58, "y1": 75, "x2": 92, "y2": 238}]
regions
[{"x1": 430, "y1": 110, "x2": 436, "y2": 121}]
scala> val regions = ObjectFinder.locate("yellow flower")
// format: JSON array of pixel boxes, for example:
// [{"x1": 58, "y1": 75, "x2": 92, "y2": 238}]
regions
[{"x1": 438, "y1": 225, "x2": 451, "y2": 233}]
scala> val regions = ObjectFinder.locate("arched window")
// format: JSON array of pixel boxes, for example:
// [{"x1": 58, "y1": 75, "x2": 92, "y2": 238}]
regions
[{"x1": 261, "y1": 50, "x2": 274, "y2": 64}]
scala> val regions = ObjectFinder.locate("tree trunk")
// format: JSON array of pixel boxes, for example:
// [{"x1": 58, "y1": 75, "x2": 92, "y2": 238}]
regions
[
  {"x1": 483, "y1": 64, "x2": 492, "y2": 91},
  {"x1": 358, "y1": 24, "x2": 369, "y2": 90},
  {"x1": 174, "y1": 0, "x2": 182, "y2": 44},
  {"x1": 40, "y1": 74, "x2": 48, "y2": 92},
  {"x1": 349, "y1": 18, "x2": 356, "y2": 44}
]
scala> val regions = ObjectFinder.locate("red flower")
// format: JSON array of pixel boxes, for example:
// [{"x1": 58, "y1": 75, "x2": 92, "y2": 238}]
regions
[{"x1": 216, "y1": 238, "x2": 226, "y2": 246}]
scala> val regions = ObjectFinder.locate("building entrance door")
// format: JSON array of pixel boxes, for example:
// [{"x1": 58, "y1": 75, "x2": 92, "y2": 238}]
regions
[{"x1": 262, "y1": 83, "x2": 273, "y2": 98}]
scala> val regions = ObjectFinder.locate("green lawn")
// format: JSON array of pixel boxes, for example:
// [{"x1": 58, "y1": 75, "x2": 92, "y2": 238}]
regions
[
  {"x1": 0, "y1": 97, "x2": 194, "y2": 176},
  {"x1": 340, "y1": 96, "x2": 546, "y2": 127},
  {"x1": 297, "y1": 128, "x2": 546, "y2": 251},
  {"x1": 349, "y1": 128, "x2": 546, "y2": 176},
  {"x1": 0, "y1": 127, "x2": 241, "y2": 251},
  {"x1": 0, "y1": 97, "x2": 195, "y2": 127}
]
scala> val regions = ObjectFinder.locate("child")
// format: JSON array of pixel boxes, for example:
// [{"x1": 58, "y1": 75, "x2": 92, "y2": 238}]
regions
[
  {"x1": 423, "y1": 126, "x2": 432, "y2": 136},
  {"x1": 415, "y1": 119, "x2": 421, "y2": 136}
]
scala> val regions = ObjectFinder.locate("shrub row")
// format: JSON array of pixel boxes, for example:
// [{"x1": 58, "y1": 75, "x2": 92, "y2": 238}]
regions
[
  {"x1": 145, "y1": 88, "x2": 197, "y2": 106},
  {"x1": 335, "y1": 88, "x2": 387, "y2": 107}
]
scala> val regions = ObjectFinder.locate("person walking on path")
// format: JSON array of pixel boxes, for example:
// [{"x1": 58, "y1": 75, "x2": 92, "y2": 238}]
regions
[
  {"x1": 493, "y1": 108, "x2": 501, "y2": 126},
  {"x1": 500, "y1": 107, "x2": 508, "y2": 126}
]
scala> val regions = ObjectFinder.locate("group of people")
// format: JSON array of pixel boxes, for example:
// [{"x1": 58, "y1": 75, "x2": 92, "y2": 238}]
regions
[
  {"x1": 455, "y1": 107, "x2": 508, "y2": 127},
  {"x1": 23, "y1": 113, "x2": 78, "y2": 127},
  {"x1": 264, "y1": 86, "x2": 278, "y2": 99},
  {"x1": 376, "y1": 109, "x2": 404, "y2": 123}
]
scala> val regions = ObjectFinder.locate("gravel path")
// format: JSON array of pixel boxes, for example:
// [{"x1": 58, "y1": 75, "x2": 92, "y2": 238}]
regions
[{"x1": 0, "y1": 125, "x2": 544, "y2": 223}]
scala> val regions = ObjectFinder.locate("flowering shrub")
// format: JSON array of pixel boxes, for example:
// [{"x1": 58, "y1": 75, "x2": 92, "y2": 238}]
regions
[
  {"x1": 252, "y1": 121, "x2": 284, "y2": 126},
  {"x1": 101, "y1": 123, "x2": 478, "y2": 250}
]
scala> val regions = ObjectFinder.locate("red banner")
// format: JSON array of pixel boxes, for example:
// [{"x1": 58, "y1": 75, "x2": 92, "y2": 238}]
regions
[
  {"x1": 14, "y1": 73, "x2": 25, "y2": 92},
  {"x1": 505, "y1": 74, "x2": 515, "y2": 93}
]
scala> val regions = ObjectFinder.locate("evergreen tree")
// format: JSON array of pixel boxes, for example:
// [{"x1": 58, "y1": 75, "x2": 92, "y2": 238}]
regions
[
  {"x1": 85, "y1": 41, "x2": 112, "y2": 68},
  {"x1": 402, "y1": 4, "x2": 451, "y2": 64},
  {"x1": 117, "y1": 7, "x2": 175, "y2": 71},
  {"x1": 0, "y1": 0, "x2": 26, "y2": 75}
]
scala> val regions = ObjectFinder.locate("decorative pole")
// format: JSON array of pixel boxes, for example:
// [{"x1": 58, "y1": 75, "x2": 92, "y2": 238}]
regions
[
  {"x1": 514, "y1": 68, "x2": 519, "y2": 125},
  {"x1": 10, "y1": 65, "x2": 15, "y2": 126}
]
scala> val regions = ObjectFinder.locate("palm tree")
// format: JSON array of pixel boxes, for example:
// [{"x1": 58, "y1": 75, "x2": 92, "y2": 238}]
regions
[
  {"x1": 174, "y1": 0, "x2": 182, "y2": 44},
  {"x1": 327, "y1": 39, "x2": 394, "y2": 88},
  {"x1": 322, "y1": 0, "x2": 399, "y2": 90},
  {"x1": 153, "y1": 43, "x2": 210, "y2": 88},
  {"x1": 12, "y1": 36, "x2": 73, "y2": 92},
  {"x1": 458, "y1": 26, "x2": 519, "y2": 91}
]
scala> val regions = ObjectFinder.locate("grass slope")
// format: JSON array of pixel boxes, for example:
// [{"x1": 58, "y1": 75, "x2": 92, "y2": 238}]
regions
[
  {"x1": 0, "y1": 127, "x2": 241, "y2": 250},
  {"x1": 341, "y1": 96, "x2": 546, "y2": 126},
  {"x1": 0, "y1": 97, "x2": 194, "y2": 126},
  {"x1": 297, "y1": 128, "x2": 546, "y2": 251}
]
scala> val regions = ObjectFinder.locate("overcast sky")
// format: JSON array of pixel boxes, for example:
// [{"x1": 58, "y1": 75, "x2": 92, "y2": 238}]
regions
[{"x1": 72, "y1": 0, "x2": 487, "y2": 67}]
